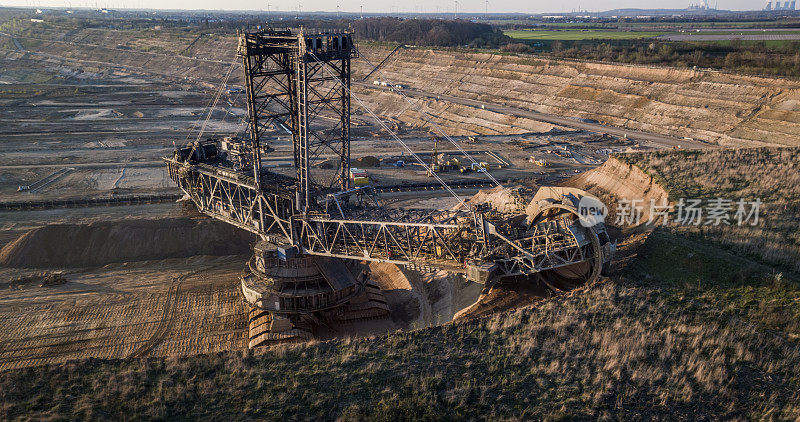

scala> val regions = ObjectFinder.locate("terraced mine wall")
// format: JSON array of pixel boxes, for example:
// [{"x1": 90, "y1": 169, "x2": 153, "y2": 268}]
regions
[
  {"x1": 355, "y1": 46, "x2": 800, "y2": 147},
  {"x1": 358, "y1": 84, "x2": 557, "y2": 136},
  {"x1": 6, "y1": 25, "x2": 800, "y2": 146}
]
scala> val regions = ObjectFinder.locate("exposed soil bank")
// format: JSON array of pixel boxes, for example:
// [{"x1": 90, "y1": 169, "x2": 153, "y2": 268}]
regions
[
  {"x1": 357, "y1": 46, "x2": 800, "y2": 147},
  {"x1": 369, "y1": 262, "x2": 484, "y2": 328},
  {"x1": 0, "y1": 218, "x2": 254, "y2": 268},
  {"x1": 564, "y1": 155, "x2": 669, "y2": 222}
]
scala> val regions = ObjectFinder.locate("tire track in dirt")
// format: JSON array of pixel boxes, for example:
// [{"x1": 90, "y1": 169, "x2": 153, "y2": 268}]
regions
[
  {"x1": 126, "y1": 275, "x2": 184, "y2": 359},
  {"x1": 127, "y1": 262, "x2": 228, "y2": 359}
]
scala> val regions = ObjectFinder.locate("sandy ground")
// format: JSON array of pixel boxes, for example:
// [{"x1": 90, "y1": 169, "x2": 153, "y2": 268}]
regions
[
  {"x1": 0, "y1": 255, "x2": 249, "y2": 371},
  {"x1": 0, "y1": 221, "x2": 498, "y2": 369}
]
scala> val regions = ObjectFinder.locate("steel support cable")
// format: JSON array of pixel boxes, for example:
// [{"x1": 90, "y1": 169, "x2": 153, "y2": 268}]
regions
[
  {"x1": 230, "y1": 93, "x2": 253, "y2": 138},
  {"x1": 308, "y1": 51, "x2": 467, "y2": 208},
  {"x1": 362, "y1": 55, "x2": 504, "y2": 188},
  {"x1": 193, "y1": 57, "x2": 239, "y2": 144},
  {"x1": 181, "y1": 89, "x2": 219, "y2": 144},
  {"x1": 222, "y1": 93, "x2": 263, "y2": 153},
  {"x1": 226, "y1": 89, "x2": 250, "y2": 137},
  {"x1": 182, "y1": 53, "x2": 241, "y2": 145},
  {"x1": 218, "y1": 89, "x2": 245, "y2": 128},
  {"x1": 182, "y1": 56, "x2": 239, "y2": 160},
  {"x1": 355, "y1": 47, "x2": 504, "y2": 189},
  {"x1": 233, "y1": 113, "x2": 249, "y2": 137}
]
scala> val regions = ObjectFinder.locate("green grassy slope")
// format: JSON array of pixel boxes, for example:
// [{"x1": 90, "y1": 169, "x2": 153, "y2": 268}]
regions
[
  {"x1": 620, "y1": 147, "x2": 800, "y2": 342},
  {"x1": 616, "y1": 148, "x2": 800, "y2": 273},
  {"x1": 630, "y1": 230, "x2": 800, "y2": 340}
]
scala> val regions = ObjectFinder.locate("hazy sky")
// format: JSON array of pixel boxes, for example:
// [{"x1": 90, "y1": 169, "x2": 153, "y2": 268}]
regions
[{"x1": 1, "y1": 0, "x2": 765, "y2": 14}]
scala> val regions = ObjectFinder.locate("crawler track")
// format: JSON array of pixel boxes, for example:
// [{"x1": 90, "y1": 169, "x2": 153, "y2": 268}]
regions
[{"x1": 247, "y1": 280, "x2": 390, "y2": 347}]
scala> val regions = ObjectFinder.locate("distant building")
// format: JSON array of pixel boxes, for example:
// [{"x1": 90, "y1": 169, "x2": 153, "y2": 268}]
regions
[
  {"x1": 765, "y1": 0, "x2": 796, "y2": 10},
  {"x1": 687, "y1": 0, "x2": 712, "y2": 10}
]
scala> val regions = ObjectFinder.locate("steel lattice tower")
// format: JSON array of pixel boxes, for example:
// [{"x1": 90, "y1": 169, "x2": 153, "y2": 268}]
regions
[{"x1": 239, "y1": 28, "x2": 356, "y2": 212}]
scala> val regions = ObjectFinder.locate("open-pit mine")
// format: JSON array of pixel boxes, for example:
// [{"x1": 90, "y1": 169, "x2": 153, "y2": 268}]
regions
[
  {"x1": 0, "y1": 26, "x2": 624, "y2": 366},
  {"x1": 3, "y1": 10, "x2": 800, "y2": 419},
  {"x1": 3, "y1": 17, "x2": 796, "y2": 370}
]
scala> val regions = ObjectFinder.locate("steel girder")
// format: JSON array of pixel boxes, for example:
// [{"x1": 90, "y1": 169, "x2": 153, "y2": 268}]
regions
[
  {"x1": 239, "y1": 29, "x2": 355, "y2": 212},
  {"x1": 168, "y1": 156, "x2": 601, "y2": 276},
  {"x1": 166, "y1": 159, "x2": 294, "y2": 239},
  {"x1": 295, "y1": 215, "x2": 473, "y2": 271},
  {"x1": 296, "y1": 44, "x2": 353, "y2": 209}
]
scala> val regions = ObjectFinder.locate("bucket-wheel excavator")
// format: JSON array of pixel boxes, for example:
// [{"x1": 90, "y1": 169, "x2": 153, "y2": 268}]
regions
[{"x1": 165, "y1": 28, "x2": 615, "y2": 347}]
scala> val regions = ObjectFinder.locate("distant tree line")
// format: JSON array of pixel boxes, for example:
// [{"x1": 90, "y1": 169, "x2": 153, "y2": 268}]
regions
[
  {"x1": 349, "y1": 18, "x2": 508, "y2": 48},
  {"x1": 3, "y1": 13, "x2": 508, "y2": 49},
  {"x1": 17, "y1": 11, "x2": 800, "y2": 78},
  {"x1": 508, "y1": 39, "x2": 800, "y2": 78},
  {"x1": 189, "y1": 16, "x2": 508, "y2": 48},
  {"x1": 237, "y1": 17, "x2": 510, "y2": 48}
]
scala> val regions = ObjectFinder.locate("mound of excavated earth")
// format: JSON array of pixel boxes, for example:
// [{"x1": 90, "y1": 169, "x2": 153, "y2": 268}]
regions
[
  {"x1": 465, "y1": 185, "x2": 535, "y2": 213},
  {"x1": 0, "y1": 218, "x2": 254, "y2": 268}
]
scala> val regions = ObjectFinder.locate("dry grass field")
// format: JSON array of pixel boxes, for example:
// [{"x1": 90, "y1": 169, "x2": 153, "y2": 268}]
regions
[
  {"x1": 617, "y1": 147, "x2": 800, "y2": 347},
  {"x1": 617, "y1": 147, "x2": 800, "y2": 273},
  {"x1": 1, "y1": 280, "x2": 798, "y2": 420}
]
